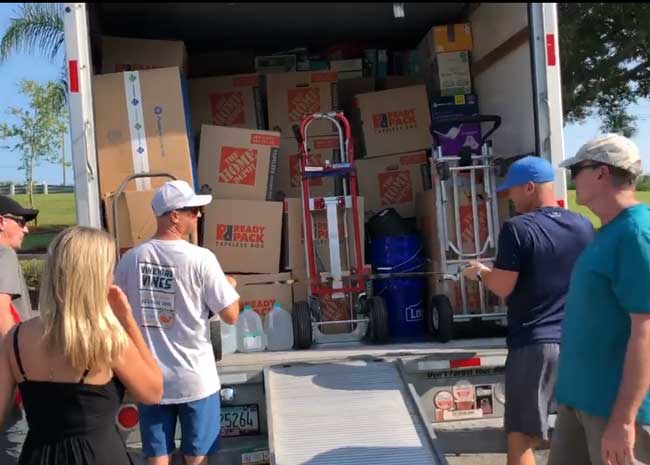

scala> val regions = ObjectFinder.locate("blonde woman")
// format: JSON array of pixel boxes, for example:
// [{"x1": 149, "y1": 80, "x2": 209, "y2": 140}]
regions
[{"x1": 0, "y1": 226, "x2": 163, "y2": 465}]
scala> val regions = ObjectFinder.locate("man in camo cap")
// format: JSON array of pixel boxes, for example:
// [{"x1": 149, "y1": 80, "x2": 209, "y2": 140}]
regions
[{"x1": 549, "y1": 134, "x2": 650, "y2": 465}]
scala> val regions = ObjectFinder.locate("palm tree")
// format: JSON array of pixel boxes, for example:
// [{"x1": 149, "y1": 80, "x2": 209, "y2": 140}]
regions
[{"x1": 0, "y1": 3, "x2": 67, "y2": 111}]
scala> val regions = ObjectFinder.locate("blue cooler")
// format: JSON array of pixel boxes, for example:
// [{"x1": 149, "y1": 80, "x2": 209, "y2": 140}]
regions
[{"x1": 370, "y1": 234, "x2": 426, "y2": 340}]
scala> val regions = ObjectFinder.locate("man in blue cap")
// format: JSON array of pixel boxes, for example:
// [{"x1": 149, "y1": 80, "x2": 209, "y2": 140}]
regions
[{"x1": 462, "y1": 156, "x2": 594, "y2": 465}]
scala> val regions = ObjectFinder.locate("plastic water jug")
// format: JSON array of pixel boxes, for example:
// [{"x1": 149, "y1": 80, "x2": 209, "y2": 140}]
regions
[
  {"x1": 236, "y1": 306, "x2": 266, "y2": 353},
  {"x1": 264, "y1": 302, "x2": 294, "y2": 351},
  {"x1": 220, "y1": 320, "x2": 238, "y2": 355}
]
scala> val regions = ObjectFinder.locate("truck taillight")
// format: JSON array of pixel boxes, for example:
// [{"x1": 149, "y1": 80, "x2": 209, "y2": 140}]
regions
[{"x1": 116, "y1": 404, "x2": 139, "y2": 431}]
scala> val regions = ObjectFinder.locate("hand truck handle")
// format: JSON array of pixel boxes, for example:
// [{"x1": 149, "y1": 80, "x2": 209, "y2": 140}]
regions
[{"x1": 431, "y1": 115, "x2": 502, "y2": 143}]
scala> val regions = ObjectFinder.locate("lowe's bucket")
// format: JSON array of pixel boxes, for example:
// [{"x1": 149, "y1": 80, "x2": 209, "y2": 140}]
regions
[{"x1": 370, "y1": 234, "x2": 426, "y2": 340}]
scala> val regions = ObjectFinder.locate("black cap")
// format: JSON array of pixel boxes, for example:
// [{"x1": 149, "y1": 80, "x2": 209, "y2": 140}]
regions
[{"x1": 0, "y1": 195, "x2": 39, "y2": 221}]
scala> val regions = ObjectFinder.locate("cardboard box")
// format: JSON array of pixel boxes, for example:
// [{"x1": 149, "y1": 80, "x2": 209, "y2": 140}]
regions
[
  {"x1": 430, "y1": 94, "x2": 482, "y2": 156},
  {"x1": 330, "y1": 59, "x2": 363, "y2": 77},
  {"x1": 376, "y1": 76, "x2": 425, "y2": 90},
  {"x1": 274, "y1": 135, "x2": 338, "y2": 198},
  {"x1": 202, "y1": 199, "x2": 283, "y2": 274},
  {"x1": 104, "y1": 190, "x2": 157, "y2": 254},
  {"x1": 266, "y1": 71, "x2": 338, "y2": 138},
  {"x1": 197, "y1": 125, "x2": 281, "y2": 201},
  {"x1": 422, "y1": 51, "x2": 472, "y2": 97},
  {"x1": 356, "y1": 151, "x2": 431, "y2": 218},
  {"x1": 419, "y1": 23, "x2": 473, "y2": 55},
  {"x1": 188, "y1": 49, "x2": 256, "y2": 78},
  {"x1": 189, "y1": 74, "x2": 264, "y2": 133},
  {"x1": 92, "y1": 67, "x2": 195, "y2": 197},
  {"x1": 283, "y1": 197, "x2": 365, "y2": 275},
  {"x1": 255, "y1": 55, "x2": 297, "y2": 74},
  {"x1": 233, "y1": 273, "x2": 293, "y2": 318},
  {"x1": 355, "y1": 85, "x2": 433, "y2": 158},
  {"x1": 101, "y1": 36, "x2": 188, "y2": 75}
]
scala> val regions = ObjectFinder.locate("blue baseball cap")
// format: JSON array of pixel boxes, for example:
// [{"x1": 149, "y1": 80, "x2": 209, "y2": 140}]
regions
[{"x1": 496, "y1": 156, "x2": 555, "y2": 193}]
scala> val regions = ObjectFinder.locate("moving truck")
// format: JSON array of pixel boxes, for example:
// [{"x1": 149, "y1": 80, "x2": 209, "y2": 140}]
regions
[{"x1": 63, "y1": 3, "x2": 566, "y2": 464}]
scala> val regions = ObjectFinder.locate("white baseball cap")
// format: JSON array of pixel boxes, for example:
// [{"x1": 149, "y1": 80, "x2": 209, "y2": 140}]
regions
[
  {"x1": 151, "y1": 180, "x2": 213, "y2": 217},
  {"x1": 560, "y1": 133, "x2": 642, "y2": 176}
]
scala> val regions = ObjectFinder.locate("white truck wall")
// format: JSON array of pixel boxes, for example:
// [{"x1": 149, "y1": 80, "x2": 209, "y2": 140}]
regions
[{"x1": 470, "y1": 3, "x2": 536, "y2": 158}]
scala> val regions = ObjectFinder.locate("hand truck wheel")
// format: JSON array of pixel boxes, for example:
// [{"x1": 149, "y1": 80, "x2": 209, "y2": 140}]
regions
[
  {"x1": 292, "y1": 301, "x2": 313, "y2": 349},
  {"x1": 430, "y1": 294, "x2": 454, "y2": 342},
  {"x1": 365, "y1": 296, "x2": 390, "y2": 344},
  {"x1": 209, "y1": 319, "x2": 223, "y2": 362}
]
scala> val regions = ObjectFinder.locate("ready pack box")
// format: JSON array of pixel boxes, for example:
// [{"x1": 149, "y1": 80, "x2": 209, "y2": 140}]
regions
[
  {"x1": 422, "y1": 51, "x2": 472, "y2": 97},
  {"x1": 101, "y1": 36, "x2": 188, "y2": 75},
  {"x1": 189, "y1": 74, "x2": 264, "y2": 133},
  {"x1": 198, "y1": 125, "x2": 281, "y2": 201},
  {"x1": 274, "y1": 135, "x2": 339, "y2": 198},
  {"x1": 266, "y1": 71, "x2": 338, "y2": 138},
  {"x1": 355, "y1": 85, "x2": 433, "y2": 158},
  {"x1": 104, "y1": 190, "x2": 157, "y2": 254},
  {"x1": 356, "y1": 151, "x2": 431, "y2": 218},
  {"x1": 202, "y1": 199, "x2": 283, "y2": 274},
  {"x1": 233, "y1": 273, "x2": 293, "y2": 318},
  {"x1": 93, "y1": 67, "x2": 195, "y2": 197},
  {"x1": 430, "y1": 94, "x2": 482, "y2": 156},
  {"x1": 283, "y1": 197, "x2": 365, "y2": 275}
]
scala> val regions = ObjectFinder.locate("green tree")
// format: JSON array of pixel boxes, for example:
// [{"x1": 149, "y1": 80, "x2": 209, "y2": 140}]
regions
[
  {"x1": 0, "y1": 3, "x2": 66, "y2": 111},
  {"x1": 559, "y1": 3, "x2": 650, "y2": 136},
  {"x1": 0, "y1": 80, "x2": 68, "y2": 208}
]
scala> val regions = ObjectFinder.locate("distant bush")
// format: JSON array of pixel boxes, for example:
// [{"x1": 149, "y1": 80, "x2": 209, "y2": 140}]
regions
[{"x1": 20, "y1": 259, "x2": 45, "y2": 290}]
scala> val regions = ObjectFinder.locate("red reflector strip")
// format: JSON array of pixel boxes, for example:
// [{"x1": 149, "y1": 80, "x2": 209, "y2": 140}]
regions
[
  {"x1": 68, "y1": 60, "x2": 79, "y2": 93},
  {"x1": 117, "y1": 406, "x2": 139, "y2": 429},
  {"x1": 450, "y1": 358, "x2": 481, "y2": 369},
  {"x1": 546, "y1": 34, "x2": 557, "y2": 66},
  {"x1": 557, "y1": 199, "x2": 566, "y2": 208}
]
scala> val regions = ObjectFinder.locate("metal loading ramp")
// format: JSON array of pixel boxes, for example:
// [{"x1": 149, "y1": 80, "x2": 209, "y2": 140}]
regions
[{"x1": 264, "y1": 360, "x2": 447, "y2": 465}]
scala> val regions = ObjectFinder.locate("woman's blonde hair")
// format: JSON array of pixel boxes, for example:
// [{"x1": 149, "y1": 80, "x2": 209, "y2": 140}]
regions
[{"x1": 39, "y1": 226, "x2": 128, "y2": 372}]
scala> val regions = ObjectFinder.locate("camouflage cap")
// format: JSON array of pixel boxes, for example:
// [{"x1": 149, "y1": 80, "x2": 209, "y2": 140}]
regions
[{"x1": 559, "y1": 133, "x2": 642, "y2": 176}]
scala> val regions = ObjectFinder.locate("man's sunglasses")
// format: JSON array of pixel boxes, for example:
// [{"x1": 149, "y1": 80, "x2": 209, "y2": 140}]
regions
[
  {"x1": 2, "y1": 214, "x2": 28, "y2": 227},
  {"x1": 176, "y1": 206, "x2": 203, "y2": 216},
  {"x1": 570, "y1": 163, "x2": 605, "y2": 180}
]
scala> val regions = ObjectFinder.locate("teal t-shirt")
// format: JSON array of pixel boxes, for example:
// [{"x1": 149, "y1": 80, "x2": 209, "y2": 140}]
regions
[{"x1": 557, "y1": 204, "x2": 650, "y2": 423}]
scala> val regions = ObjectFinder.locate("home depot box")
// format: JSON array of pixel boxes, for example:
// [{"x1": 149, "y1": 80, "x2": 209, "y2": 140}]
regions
[
  {"x1": 336, "y1": 77, "x2": 376, "y2": 155},
  {"x1": 356, "y1": 151, "x2": 431, "y2": 218},
  {"x1": 274, "y1": 135, "x2": 338, "y2": 198},
  {"x1": 198, "y1": 125, "x2": 280, "y2": 201},
  {"x1": 202, "y1": 199, "x2": 283, "y2": 274},
  {"x1": 233, "y1": 273, "x2": 293, "y2": 318},
  {"x1": 93, "y1": 67, "x2": 195, "y2": 197},
  {"x1": 101, "y1": 36, "x2": 188, "y2": 75},
  {"x1": 355, "y1": 85, "x2": 433, "y2": 158},
  {"x1": 104, "y1": 190, "x2": 157, "y2": 253},
  {"x1": 418, "y1": 23, "x2": 473, "y2": 56},
  {"x1": 189, "y1": 74, "x2": 264, "y2": 133},
  {"x1": 266, "y1": 71, "x2": 338, "y2": 138},
  {"x1": 430, "y1": 94, "x2": 482, "y2": 156},
  {"x1": 283, "y1": 197, "x2": 365, "y2": 274},
  {"x1": 421, "y1": 51, "x2": 472, "y2": 97}
]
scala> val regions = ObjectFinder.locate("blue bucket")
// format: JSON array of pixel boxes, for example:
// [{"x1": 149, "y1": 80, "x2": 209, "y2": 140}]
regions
[{"x1": 370, "y1": 234, "x2": 426, "y2": 340}]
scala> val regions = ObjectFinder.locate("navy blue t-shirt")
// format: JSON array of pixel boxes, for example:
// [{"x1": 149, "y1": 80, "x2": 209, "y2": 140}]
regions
[{"x1": 495, "y1": 207, "x2": 594, "y2": 348}]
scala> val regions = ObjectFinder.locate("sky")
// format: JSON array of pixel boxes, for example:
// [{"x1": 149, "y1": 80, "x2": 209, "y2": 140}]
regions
[{"x1": 1, "y1": 2, "x2": 650, "y2": 186}]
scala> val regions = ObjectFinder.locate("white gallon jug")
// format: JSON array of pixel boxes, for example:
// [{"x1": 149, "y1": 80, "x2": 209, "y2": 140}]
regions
[
  {"x1": 264, "y1": 302, "x2": 294, "y2": 351},
  {"x1": 220, "y1": 319, "x2": 238, "y2": 355},
  {"x1": 236, "y1": 305, "x2": 266, "y2": 353}
]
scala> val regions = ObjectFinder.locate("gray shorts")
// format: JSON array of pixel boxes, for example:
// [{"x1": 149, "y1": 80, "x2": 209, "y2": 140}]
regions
[
  {"x1": 1, "y1": 405, "x2": 26, "y2": 464},
  {"x1": 548, "y1": 404, "x2": 650, "y2": 465},
  {"x1": 504, "y1": 343, "x2": 559, "y2": 440}
]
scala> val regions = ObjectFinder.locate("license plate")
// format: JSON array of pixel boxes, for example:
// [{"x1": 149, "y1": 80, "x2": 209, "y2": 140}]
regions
[{"x1": 220, "y1": 404, "x2": 260, "y2": 437}]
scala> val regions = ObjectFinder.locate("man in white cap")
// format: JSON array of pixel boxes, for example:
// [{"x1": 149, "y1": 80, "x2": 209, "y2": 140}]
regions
[
  {"x1": 114, "y1": 180, "x2": 240, "y2": 465},
  {"x1": 549, "y1": 134, "x2": 650, "y2": 465}
]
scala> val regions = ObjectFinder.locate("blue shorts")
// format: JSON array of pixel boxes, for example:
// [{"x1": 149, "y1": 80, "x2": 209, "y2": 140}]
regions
[{"x1": 138, "y1": 392, "x2": 221, "y2": 458}]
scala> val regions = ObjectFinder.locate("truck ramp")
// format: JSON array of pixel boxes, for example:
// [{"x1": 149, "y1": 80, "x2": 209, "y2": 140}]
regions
[{"x1": 264, "y1": 360, "x2": 447, "y2": 465}]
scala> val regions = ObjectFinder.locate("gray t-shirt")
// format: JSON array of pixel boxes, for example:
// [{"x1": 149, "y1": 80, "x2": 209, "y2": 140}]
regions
[{"x1": 0, "y1": 245, "x2": 34, "y2": 321}]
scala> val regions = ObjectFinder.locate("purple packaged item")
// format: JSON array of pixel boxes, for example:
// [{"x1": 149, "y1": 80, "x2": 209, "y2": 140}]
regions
[{"x1": 430, "y1": 94, "x2": 482, "y2": 156}]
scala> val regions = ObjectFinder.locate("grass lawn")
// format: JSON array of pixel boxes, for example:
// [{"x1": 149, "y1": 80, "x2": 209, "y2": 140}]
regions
[
  {"x1": 10, "y1": 193, "x2": 76, "y2": 253},
  {"x1": 567, "y1": 190, "x2": 650, "y2": 228}
]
